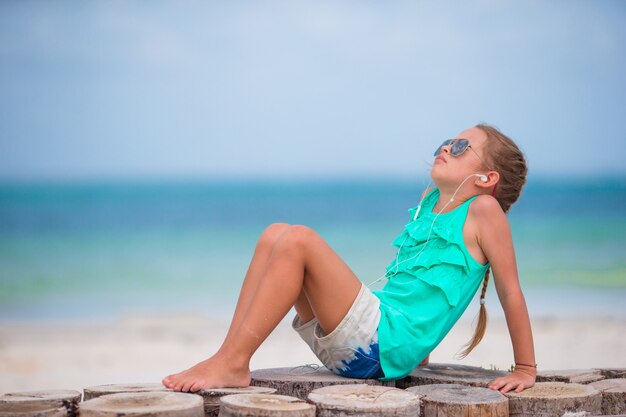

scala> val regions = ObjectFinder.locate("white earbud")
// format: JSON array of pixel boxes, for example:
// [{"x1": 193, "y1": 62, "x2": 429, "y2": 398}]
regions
[{"x1": 369, "y1": 173, "x2": 488, "y2": 288}]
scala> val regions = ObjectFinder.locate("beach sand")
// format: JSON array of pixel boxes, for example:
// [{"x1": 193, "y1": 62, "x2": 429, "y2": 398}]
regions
[{"x1": 1, "y1": 312, "x2": 624, "y2": 393}]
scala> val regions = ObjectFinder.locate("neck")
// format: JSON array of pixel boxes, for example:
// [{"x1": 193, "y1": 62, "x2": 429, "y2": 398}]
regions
[{"x1": 433, "y1": 181, "x2": 481, "y2": 214}]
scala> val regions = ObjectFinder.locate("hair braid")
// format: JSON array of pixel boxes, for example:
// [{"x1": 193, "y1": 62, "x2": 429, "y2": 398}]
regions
[
  {"x1": 458, "y1": 268, "x2": 490, "y2": 358},
  {"x1": 456, "y1": 124, "x2": 527, "y2": 358}
]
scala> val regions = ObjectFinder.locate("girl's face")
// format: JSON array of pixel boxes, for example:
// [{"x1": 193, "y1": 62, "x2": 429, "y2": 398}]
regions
[{"x1": 430, "y1": 127, "x2": 490, "y2": 187}]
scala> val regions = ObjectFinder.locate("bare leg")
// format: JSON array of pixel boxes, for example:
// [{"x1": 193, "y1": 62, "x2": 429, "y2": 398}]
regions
[
  {"x1": 222, "y1": 223, "x2": 313, "y2": 337},
  {"x1": 220, "y1": 223, "x2": 292, "y2": 346},
  {"x1": 164, "y1": 225, "x2": 362, "y2": 392},
  {"x1": 163, "y1": 223, "x2": 297, "y2": 388}
]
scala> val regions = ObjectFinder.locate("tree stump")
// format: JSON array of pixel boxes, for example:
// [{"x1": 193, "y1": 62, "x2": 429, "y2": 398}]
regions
[
  {"x1": 197, "y1": 387, "x2": 276, "y2": 417},
  {"x1": 396, "y1": 363, "x2": 508, "y2": 389},
  {"x1": 0, "y1": 402, "x2": 67, "y2": 417},
  {"x1": 504, "y1": 382, "x2": 601, "y2": 417},
  {"x1": 79, "y1": 391, "x2": 204, "y2": 417},
  {"x1": 537, "y1": 369, "x2": 605, "y2": 384},
  {"x1": 406, "y1": 383, "x2": 508, "y2": 417},
  {"x1": 250, "y1": 366, "x2": 392, "y2": 400},
  {"x1": 589, "y1": 378, "x2": 626, "y2": 415},
  {"x1": 308, "y1": 384, "x2": 420, "y2": 417},
  {"x1": 83, "y1": 383, "x2": 169, "y2": 400},
  {"x1": 596, "y1": 368, "x2": 626, "y2": 379},
  {"x1": 0, "y1": 389, "x2": 82, "y2": 417},
  {"x1": 218, "y1": 393, "x2": 315, "y2": 417}
]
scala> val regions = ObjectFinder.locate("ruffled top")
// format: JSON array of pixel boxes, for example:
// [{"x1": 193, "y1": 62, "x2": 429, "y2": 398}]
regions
[{"x1": 373, "y1": 188, "x2": 489, "y2": 380}]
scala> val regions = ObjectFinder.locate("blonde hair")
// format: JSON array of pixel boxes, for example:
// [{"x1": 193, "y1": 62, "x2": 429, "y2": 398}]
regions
[{"x1": 458, "y1": 123, "x2": 528, "y2": 358}]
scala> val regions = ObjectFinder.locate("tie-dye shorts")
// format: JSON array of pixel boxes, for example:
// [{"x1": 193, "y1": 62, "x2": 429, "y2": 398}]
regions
[{"x1": 292, "y1": 283, "x2": 384, "y2": 379}]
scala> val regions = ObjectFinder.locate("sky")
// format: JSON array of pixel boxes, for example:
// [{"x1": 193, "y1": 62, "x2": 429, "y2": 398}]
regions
[{"x1": 1, "y1": 1, "x2": 625, "y2": 182}]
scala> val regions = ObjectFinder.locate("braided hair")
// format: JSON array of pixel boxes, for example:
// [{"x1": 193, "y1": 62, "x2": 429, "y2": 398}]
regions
[{"x1": 458, "y1": 123, "x2": 528, "y2": 358}]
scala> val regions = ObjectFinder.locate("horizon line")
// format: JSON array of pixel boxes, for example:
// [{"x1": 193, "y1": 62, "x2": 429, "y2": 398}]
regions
[{"x1": 1, "y1": 172, "x2": 625, "y2": 187}]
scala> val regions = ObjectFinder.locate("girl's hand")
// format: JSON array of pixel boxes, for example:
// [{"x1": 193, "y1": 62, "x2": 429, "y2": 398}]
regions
[{"x1": 488, "y1": 369, "x2": 535, "y2": 394}]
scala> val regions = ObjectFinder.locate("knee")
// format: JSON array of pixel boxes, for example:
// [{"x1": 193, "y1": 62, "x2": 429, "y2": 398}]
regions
[
  {"x1": 257, "y1": 222, "x2": 291, "y2": 250},
  {"x1": 282, "y1": 225, "x2": 317, "y2": 251}
]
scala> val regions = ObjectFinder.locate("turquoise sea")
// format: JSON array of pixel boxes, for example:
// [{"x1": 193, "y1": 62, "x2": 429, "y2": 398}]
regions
[{"x1": 1, "y1": 178, "x2": 625, "y2": 321}]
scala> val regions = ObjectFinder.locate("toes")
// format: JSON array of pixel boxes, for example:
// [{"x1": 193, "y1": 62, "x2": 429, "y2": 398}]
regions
[
  {"x1": 190, "y1": 381, "x2": 204, "y2": 392},
  {"x1": 164, "y1": 375, "x2": 179, "y2": 389}
]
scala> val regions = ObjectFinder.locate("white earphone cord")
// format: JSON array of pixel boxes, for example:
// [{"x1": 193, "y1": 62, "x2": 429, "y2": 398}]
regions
[{"x1": 366, "y1": 174, "x2": 486, "y2": 288}]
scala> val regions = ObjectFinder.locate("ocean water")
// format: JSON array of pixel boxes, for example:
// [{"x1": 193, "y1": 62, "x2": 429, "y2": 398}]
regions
[{"x1": 1, "y1": 178, "x2": 625, "y2": 321}]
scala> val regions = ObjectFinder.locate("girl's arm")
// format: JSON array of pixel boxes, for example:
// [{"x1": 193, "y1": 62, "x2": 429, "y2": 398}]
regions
[{"x1": 472, "y1": 196, "x2": 536, "y2": 393}]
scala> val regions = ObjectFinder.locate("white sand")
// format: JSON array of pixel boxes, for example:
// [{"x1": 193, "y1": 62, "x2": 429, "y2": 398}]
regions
[{"x1": 1, "y1": 312, "x2": 624, "y2": 394}]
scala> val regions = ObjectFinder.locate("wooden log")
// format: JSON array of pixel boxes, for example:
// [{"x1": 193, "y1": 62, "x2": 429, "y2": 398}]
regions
[
  {"x1": 537, "y1": 369, "x2": 605, "y2": 384},
  {"x1": 587, "y1": 412, "x2": 626, "y2": 416},
  {"x1": 504, "y1": 382, "x2": 601, "y2": 417},
  {"x1": 250, "y1": 366, "x2": 393, "y2": 400},
  {"x1": 0, "y1": 402, "x2": 67, "y2": 417},
  {"x1": 589, "y1": 378, "x2": 626, "y2": 415},
  {"x1": 308, "y1": 384, "x2": 420, "y2": 417},
  {"x1": 562, "y1": 413, "x2": 626, "y2": 417},
  {"x1": 79, "y1": 391, "x2": 204, "y2": 417},
  {"x1": 596, "y1": 368, "x2": 626, "y2": 379},
  {"x1": 396, "y1": 363, "x2": 508, "y2": 389},
  {"x1": 406, "y1": 383, "x2": 508, "y2": 417},
  {"x1": 83, "y1": 383, "x2": 169, "y2": 400},
  {"x1": 561, "y1": 413, "x2": 613, "y2": 417},
  {"x1": 0, "y1": 389, "x2": 82, "y2": 417},
  {"x1": 83, "y1": 383, "x2": 277, "y2": 416},
  {"x1": 197, "y1": 387, "x2": 276, "y2": 417},
  {"x1": 218, "y1": 393, "x2": 315, "y2": 417}
]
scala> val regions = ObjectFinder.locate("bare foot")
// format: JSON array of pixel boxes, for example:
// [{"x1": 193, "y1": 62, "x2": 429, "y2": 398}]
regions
[
  {"x1": 419, "y1": 354, "x2": 429, "y2": 366},
  {"x1": 162, "y1": 354, "x2": 251, "y2": 392}
]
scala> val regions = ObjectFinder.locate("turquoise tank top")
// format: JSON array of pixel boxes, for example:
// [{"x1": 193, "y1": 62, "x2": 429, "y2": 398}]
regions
[{"x1": 373, "y1": 188, "x2": 490, "y2": 380}]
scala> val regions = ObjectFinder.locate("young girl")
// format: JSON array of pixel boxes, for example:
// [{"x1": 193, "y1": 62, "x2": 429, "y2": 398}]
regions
[{"x1": 162, "y1": 123, "x2": 536, "y2": 394}]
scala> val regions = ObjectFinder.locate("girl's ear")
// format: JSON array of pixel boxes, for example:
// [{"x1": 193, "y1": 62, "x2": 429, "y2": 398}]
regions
[{"x1": 476, "y1": 171, "x2": 500, "y2": 190}]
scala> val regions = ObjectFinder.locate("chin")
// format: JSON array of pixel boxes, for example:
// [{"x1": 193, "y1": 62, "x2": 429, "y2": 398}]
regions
[
  {"x1": 429, "y1": 167, "x2": 444, "y2": 183},
  {"x1": 429, "y1": 176, "x2": 444, "y2": 191}
]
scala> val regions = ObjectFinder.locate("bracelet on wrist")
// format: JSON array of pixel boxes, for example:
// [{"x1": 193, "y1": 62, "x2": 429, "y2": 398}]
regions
[
  {"x1": 513, "y1": 363, "x2": 537, "y2": 376},
  {"x1": 514, "y1": 367, "x2": 537, "y2": 377}
]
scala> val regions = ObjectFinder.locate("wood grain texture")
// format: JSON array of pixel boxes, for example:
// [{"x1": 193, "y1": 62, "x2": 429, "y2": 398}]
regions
[
  {"x1": 198, "y1": 386, "x2": 276, "y2": 417},
  {"x1": 537, "y1": 369, "x2": 605, "y2": 384},
  {"x1": 589, "y1": 378, "x2": 626, "y2": 415},
  {"x1": 250, "y1": 366, "x2": 393, "y2": 400},
  {"x1": 596, "y1": 368, "x2": 626, "y2": 379},
  {"x1": 0, "y1": 389, "x2": 82, "y2": 417},
  {"x1": 218, "y1": 394, "x2": 315, "y2": 417},
  {"x1": 79, "y1": 391, "x2": 204, "y2": 417},
  {"x1": 308, "y1": 384, "x2": 420, "y2": 417},
  {"x1": 82, "y1": 383, "x2": 277, "y2": 417},
  {"x1": 505, "y1": 382, "x2": 601, "y2": 417},
  {"x1": 396, "y1": 363, "x2": 508, "y2": 389},
  {"x1": 83, "y1": 383, "x2": 170, "y2": 400},
  {"x1": 407, "y1": 383, "x2": 508, "y2": 417},
  {"x1": 0, "y1": 402, "x2": 67, "y2": 417}
]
